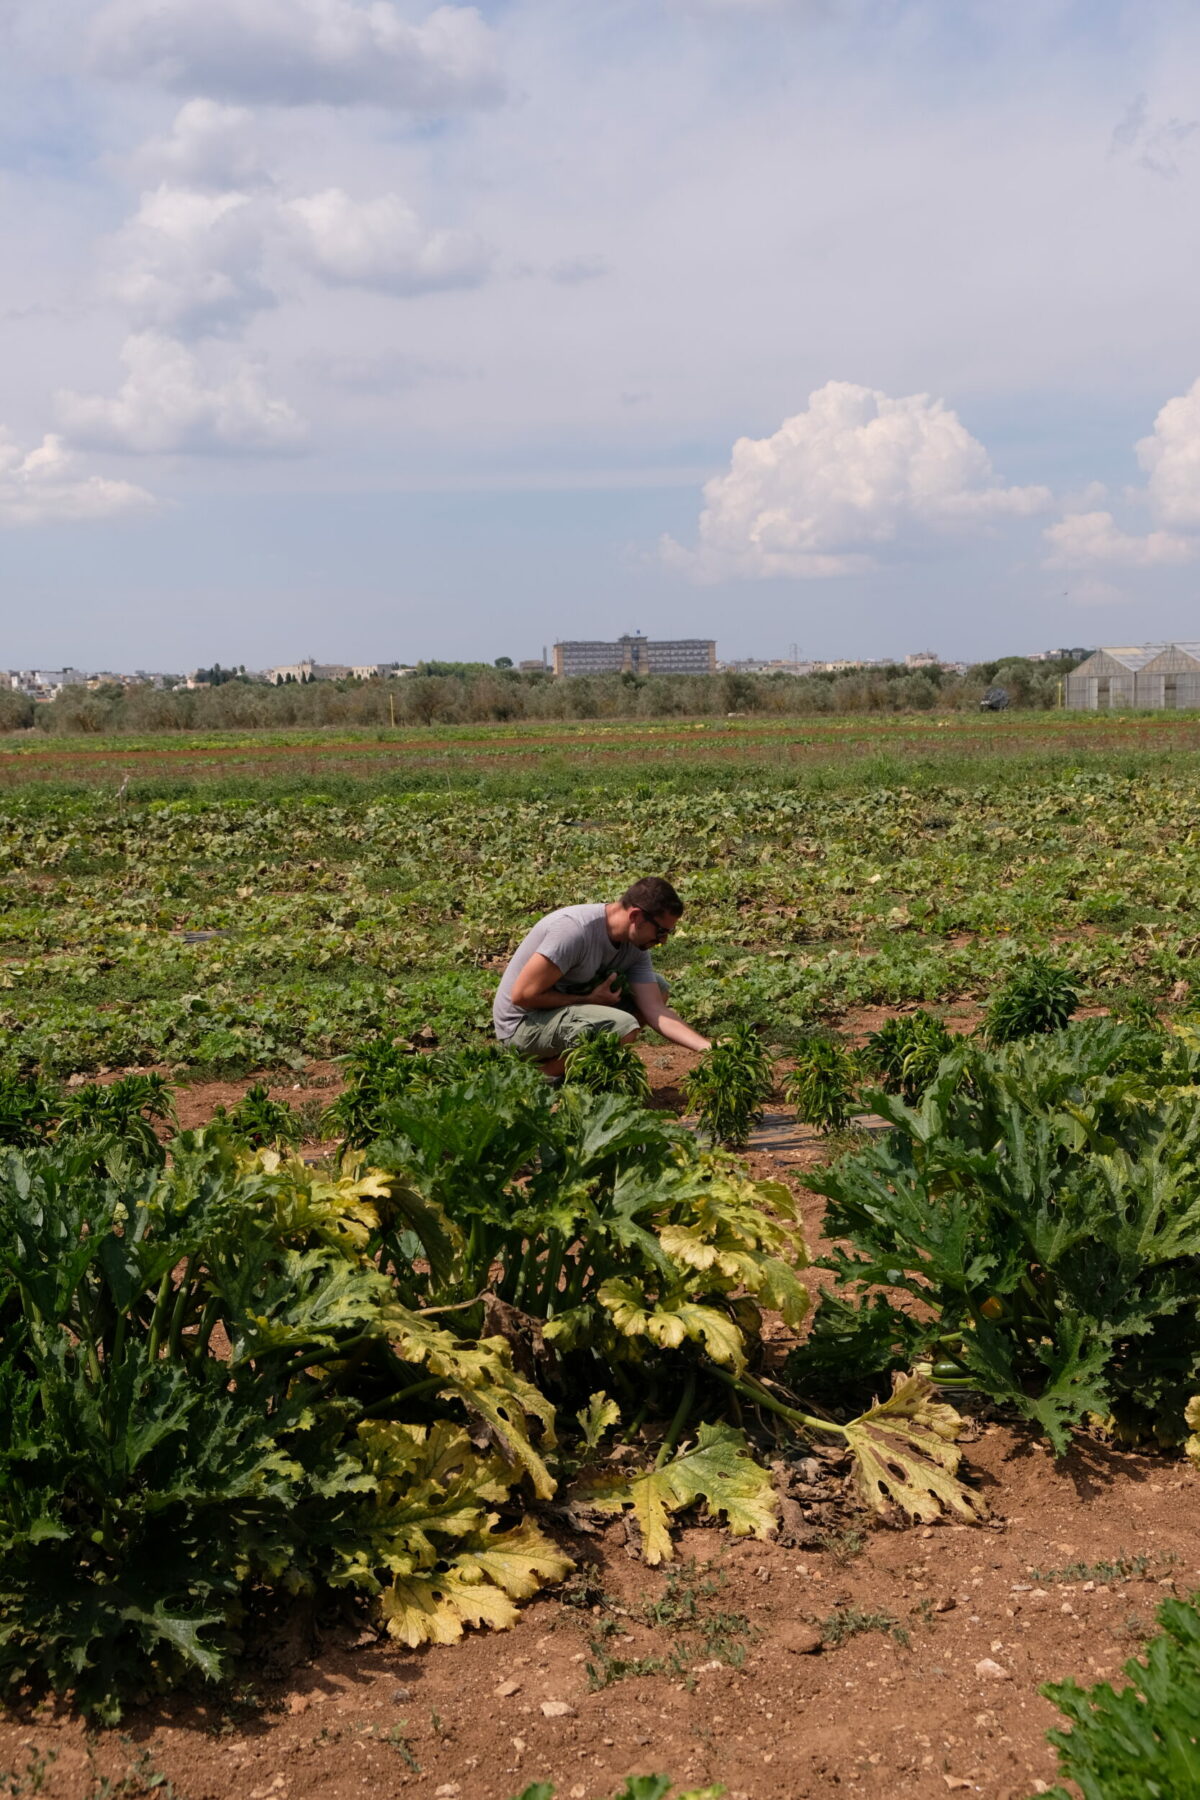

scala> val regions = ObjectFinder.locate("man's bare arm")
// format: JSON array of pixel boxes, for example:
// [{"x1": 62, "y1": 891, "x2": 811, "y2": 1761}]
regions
[
  {"x1": 629, "y1": 980, "x2": 711, "y2": 1052},
  {"x1": 510, "y1": 952, "x2": 623, "y2": 1011}
]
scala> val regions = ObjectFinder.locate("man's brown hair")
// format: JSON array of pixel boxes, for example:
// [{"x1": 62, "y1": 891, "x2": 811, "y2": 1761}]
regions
[{"x1": 621, "y1": 877, "x2": 684, "y2": 916}]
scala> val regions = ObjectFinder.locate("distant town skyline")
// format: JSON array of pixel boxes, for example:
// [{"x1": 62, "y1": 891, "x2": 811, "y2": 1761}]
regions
[{"x1": 1, "y1": 2, "x2": 1199, "y2": 668}]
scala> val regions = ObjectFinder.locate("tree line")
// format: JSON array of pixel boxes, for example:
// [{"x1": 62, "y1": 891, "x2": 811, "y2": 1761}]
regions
[{"x1": 0, "y1": 655, "x2": 1081, "y2": 735}]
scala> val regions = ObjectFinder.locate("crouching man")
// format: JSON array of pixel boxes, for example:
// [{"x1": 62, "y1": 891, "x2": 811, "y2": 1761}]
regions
[{"x1": 492, "y1": 876, "x2": 712, "y2": 1077}]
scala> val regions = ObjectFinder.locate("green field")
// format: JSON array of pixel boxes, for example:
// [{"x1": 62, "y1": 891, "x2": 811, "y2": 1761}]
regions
[
  {"x1": 4, "y1": 712, "x2": 1200, "y2": 1079},
  {"x1": 8, "y1": 710, "x2": 1200, "y2": 1775}
]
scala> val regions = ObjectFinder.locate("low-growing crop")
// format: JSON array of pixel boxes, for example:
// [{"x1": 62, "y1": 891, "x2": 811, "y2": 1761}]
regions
[
  {"x1": 985, "y1": 957, "x2": 1078, "y2": 1044},
  {"x1": 216, "y1": 1082, "x2": 304, "y2": 1148},
  {"x1": 514, "y1": 1777, "x2": 724, "y2": 1800},
  {"x1": 864, "y1": 1010, "x2": 955, "y2": 1104},
  {"x1": 323, "y1": 1039, "x2": 428, "y2": 1148},
  {"x1": 0, "y1": 1072, "x2": 62, "y2": 1148},
  {"x1": 56, "y1": 1072, "x2": 176, "y2": 1165},
  {"x1": 563, "y1": 1031, "x2": 652, "y2": 1101},
  {"x1": 1034, "y1": 1594, "x2": 1200, "y2": 1800},
  {"x1": 0, "y1": 1131, "x2": 566, "y2": 1720},
  {"x1": 811, "y1": 1019, "x2": 1200, "y2": 1452},
  {"x1": 682, "y1": 1025, "x2": 774, "y2": 1147},
  {"x1": 784, "y1": 1037, "x2": 859, "y2": 1131}
]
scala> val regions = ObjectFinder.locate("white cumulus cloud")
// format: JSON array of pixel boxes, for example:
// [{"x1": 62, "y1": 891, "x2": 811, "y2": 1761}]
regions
[
  {"x1": 105, "y1": 184, "x2": 274, "y2": 339},
  {"x1": 57, "y1": 333, "x2": 305, "y2": 454},
  {"x1": 1042, "y1": 376, "x2": 1200, "y2": 566},
  {"x1": 1136, "y1": 377, "x2": 1200, "y2": 528},
  {"x1": 664, "y1": 380, "x2": 1050, "y2": 580},
  {"x1": 89, "y1": 0, "x2": 503, "y2": 111},
  {"x1": 1042, "y1": 509, "x2": 1193, "y2": 568},
  {"x1": 131, "y1": 100, "x2": 268, "y2": 193},
  {"x1": 0, "y1": 432, "x2": 154, "y2": 526},
  {"x1": 284, "y1": 188, "x2": 490, "y2": 293}
]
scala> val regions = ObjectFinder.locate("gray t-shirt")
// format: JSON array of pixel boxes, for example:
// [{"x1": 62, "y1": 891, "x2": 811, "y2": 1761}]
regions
[{"x1": 493, "y1": 903, "x2": 655, "y2": 1042}]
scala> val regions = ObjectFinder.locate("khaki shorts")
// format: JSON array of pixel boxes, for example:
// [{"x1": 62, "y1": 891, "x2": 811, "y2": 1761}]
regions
[{"x1": 504, "y1": 1005, "x2": 640, "y2": 1061}]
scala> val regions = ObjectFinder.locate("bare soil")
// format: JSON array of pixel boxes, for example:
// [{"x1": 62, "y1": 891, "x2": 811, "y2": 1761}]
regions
[{"x1": 5, "y1": 1042, "x2": 1196, "y2": 1800}]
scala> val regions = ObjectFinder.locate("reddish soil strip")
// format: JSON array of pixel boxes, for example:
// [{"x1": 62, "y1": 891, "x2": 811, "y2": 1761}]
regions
[{"x1": 6, "y1": 714, "x2": 1200, "y2": 789}]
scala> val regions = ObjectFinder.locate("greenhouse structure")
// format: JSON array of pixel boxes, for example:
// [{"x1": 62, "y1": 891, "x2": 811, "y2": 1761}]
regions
[{"x1": 1064, "y1": 644, "x2": 1200, "y2": 709}]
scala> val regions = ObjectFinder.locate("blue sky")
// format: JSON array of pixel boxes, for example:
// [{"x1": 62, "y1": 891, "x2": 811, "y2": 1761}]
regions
[{"x1": 1, "y1": 0, "x2": 1199, "y2": 671}]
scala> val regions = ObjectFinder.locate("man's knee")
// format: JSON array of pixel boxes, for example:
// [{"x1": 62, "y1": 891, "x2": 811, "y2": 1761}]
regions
[{"x1": 587, "y1": 1007, "x2": 640, "y2": 1044}]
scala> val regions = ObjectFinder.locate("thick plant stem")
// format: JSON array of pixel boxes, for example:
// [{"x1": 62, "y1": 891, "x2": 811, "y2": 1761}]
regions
[
  {"x1": 145, "y1": 1269, "x2": 175, "y2": 1363},
  {"x1": 538, "y1": 1231, "x2": 567, "y2": 1318},
  {"x1": 166, "y1": 1258, "x2": 195, "y2": 1360},
  {"x1": 511, "y1": 1238, "x2": 540, "y2": 1311},
  {"x1": 656, "y1": 1373, "x2": 697, "y2": 1468},
  {"x1": 712, "y1": 1368, "x2": 848, "y2": 1440},
  {"x1": 620, "y1": 1399, "x2": 650, "y2": 1445},
  {"x1": 354, "y1": 1374, "x2": 445, "y2": 1421}
]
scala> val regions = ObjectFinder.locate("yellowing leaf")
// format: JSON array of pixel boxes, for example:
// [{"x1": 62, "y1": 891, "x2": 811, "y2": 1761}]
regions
[
  {"x1": 378, "y1": 1522, "x2": 572, "y2": 1647},
  {"x1": 1183, "y1": 1394, "x2": 1200, "y2": 1467},
  {"x1": 576, "y1": 1392, "x2": 621, "y2": 1451},
  {"x1": 384, "y1": 1304, "x2": 558, "y2": 1499},
  {"x1": 577, "y1": 1423, "x2": 777, "y2": 1564},
  {"x1": 245, "y1": 1149, "x2": 388, "y2": 1251},
  {"x1": 842, "y1": 1372, "x2": 988, "y2": 1524},
  {"x1": 380, "y1": 1567, "x2": 520, "y2": 1646},
  {"x1": 597, "y1": 1281, "x2": 746, "y2": 1372},
  {"x1": 456, "y1": 1519, "x2": 574, "y2": 1600}
]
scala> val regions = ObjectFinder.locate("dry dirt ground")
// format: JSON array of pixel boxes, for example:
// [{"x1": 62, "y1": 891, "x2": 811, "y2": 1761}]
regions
[{"x1": 5, "y1": 1036, "x2": 1196, "y2": 1800}]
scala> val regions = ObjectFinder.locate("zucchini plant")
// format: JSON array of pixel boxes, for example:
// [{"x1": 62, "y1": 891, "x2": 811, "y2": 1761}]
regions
[
  {"x1": 810, "y1": 1019, "x2": 1200, "y2": 1452},
  {"x1": 0, "y1": 1130, "x2": 565, "y2": 1720},
  {"x1": 1035, "y1": 1594, "x2": 1200, "y2": 1800}
]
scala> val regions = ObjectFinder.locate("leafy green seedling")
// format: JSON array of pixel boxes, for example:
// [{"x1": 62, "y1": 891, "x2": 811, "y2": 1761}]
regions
[
  {"x1": 864, "y1": 1011, "x2": 955, "y2": 1103},
  {"x1": 984, "y1": 958, "x2": 1078, "y2": 1044},
  {"x1": 683, "y1": 1024, "x2": 774, "y2": 1147},
  {"x1": 563, "y1": 1031, "x2": 652, "y2": 1101},
  {"x1": 219, "y1": 1082, "x2": 303, "y2": 1148},
  {"x1": 785, "y1": 1037, "x2": 858, "y2": 1131},
  {"x1": 819, "y1": 1605, "x2": 907, "y2": 1649}
]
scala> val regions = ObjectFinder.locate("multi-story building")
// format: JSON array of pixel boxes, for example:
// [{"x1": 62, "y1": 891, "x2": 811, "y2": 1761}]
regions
[
  {"x1": 9, "y1": 668, "x2": 87, "y2": 697},
  {"x1": 552, "y1": 635, "x2": 716, "y2": 678},
  {"x1": 267, "y1": 660, "x2": 354, "y2": 684}
]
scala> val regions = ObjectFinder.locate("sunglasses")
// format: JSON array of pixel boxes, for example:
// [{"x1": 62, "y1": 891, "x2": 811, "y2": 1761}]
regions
[{"x1": 639, "y1": 912, "x2": 676, "y2": 941}]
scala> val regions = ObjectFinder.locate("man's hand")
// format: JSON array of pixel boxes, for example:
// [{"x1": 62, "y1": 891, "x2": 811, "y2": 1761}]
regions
[{"x1": 585, "y1": 974, "x2": 623, "y2": 1006}]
